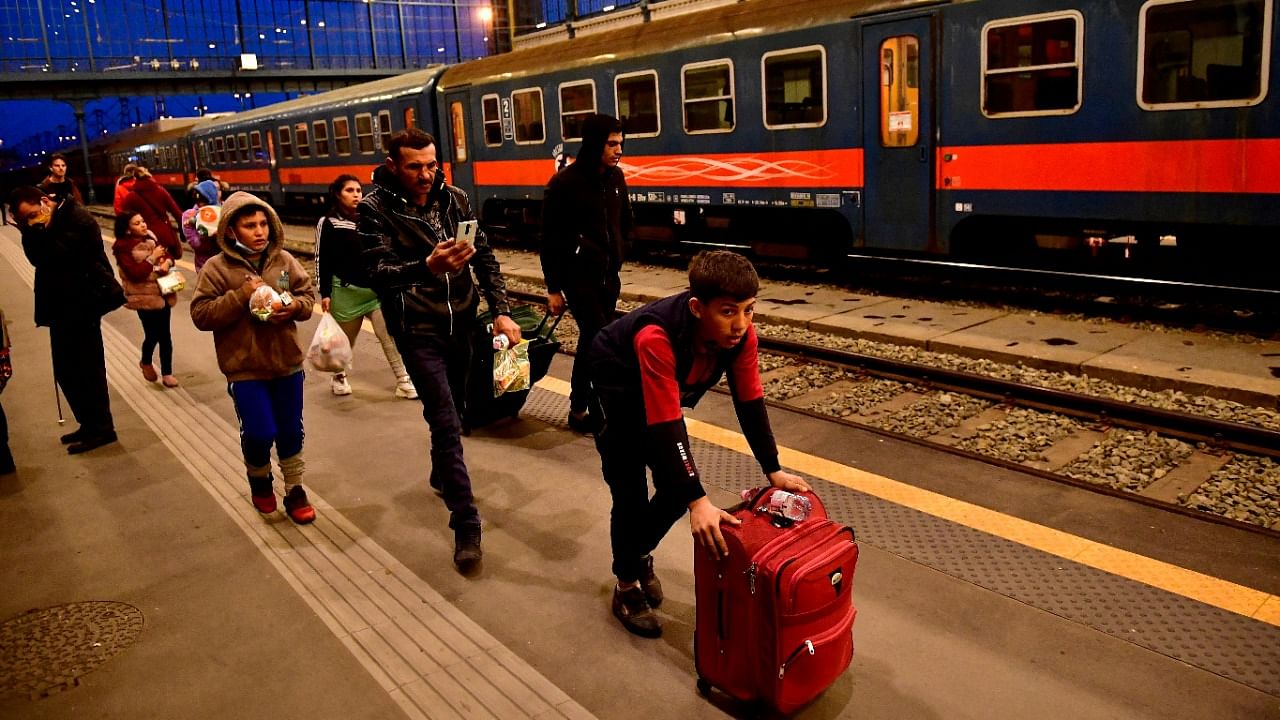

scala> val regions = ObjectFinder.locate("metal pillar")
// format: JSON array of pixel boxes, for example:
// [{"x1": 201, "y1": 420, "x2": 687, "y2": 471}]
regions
[
  {"x1": 160, "y1": 0, "x2": 174, "y2": 61},
  {"x1": 72, "y1": 101, "x2": 96, "y2": 203},
  {"x1": 398, "y1": 0, "x2": 409, "y2": 68},
  {"x1": 36, "y1": 0, "x2": 52, "y2": 69},
  {"x1": 80, "y1": 0, "x2": 97, "y2": 71},
  {"x1": 452, "y1": 0, "x2": 463, "y2": 62},
  {"x1": 368, "y1": 0, "x2": 380, "y2": 68},
  {"x1": 304, "y1": 0, "x2": 316, "y2": 70}
]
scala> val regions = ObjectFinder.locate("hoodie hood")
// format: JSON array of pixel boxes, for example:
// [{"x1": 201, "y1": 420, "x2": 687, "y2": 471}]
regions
[
  {"x1": 194, "y1": 180, "x2": 220, "y2": 205},
  {"x1": 575, "y1": 113, "x2": 621, "y2": 171},
  {"x1": 215, "y1": 191, "x2": 286, "y2": 264}
]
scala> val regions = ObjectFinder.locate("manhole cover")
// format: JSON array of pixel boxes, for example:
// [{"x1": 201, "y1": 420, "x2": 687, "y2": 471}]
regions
[{"x1": 0, "y1": 601, "x2": 144, "y2": 699}]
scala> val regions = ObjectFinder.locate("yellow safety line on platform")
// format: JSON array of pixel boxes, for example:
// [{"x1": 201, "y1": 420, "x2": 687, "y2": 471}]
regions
[{"x1": 534, "y1": 375, "x2": 1279, "y2": 626}]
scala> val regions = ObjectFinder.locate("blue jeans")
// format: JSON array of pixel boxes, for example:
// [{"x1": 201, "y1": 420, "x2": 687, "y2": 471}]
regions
[
  {"x1": 397, "y1": 332, "x2": 479, "y2": 530},
  {"x1": 229, "y1": 372, "x2": 305, "y2": 470}
]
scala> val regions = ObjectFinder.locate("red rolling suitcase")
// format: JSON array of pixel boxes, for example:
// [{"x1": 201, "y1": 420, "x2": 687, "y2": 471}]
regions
[{"x1": 694, "y1": 487, "x2": 859, "y2": 715}]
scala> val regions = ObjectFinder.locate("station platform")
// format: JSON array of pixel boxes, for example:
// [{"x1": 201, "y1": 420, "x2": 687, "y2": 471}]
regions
[{"x1": 2, "y1": 223, "x2": 1279, "y2": 718}]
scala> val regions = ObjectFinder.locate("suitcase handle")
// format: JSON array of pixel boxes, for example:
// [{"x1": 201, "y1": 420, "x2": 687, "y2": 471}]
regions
[{"x1": 532, "y1": 310, "x2": 565, "y2": 340}]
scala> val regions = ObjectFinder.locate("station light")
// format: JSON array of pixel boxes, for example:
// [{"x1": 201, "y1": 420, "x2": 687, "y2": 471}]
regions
[{"x1": 477, "y1": 7, "x2": 493, "y2": 23}]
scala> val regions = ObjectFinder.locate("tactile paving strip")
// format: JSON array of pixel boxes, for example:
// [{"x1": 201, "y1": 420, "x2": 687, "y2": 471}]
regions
[
  {"x1": 523, "y1": 387, "x2": 1280, "y2": 697},
  {"x1": 0, "y1": 601, "x2": 145, "y2": 699}
]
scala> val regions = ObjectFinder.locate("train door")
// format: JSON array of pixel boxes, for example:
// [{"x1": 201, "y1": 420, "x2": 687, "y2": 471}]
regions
[
  {"x1": 861, "y1": 16, "x2": 935, "y2": 251},
  {"x1": 265, "y1": 122, "x2": 283, "y2": 205},
  {"x1": 443, "y1": 91, "x2": 475, "y2": 198}
]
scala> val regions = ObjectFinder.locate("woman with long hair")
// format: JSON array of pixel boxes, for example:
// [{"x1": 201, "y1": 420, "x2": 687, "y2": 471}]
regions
[
  {"x1": 315, "y1": 174, "x2": 416, "y2": 399},
  {"x1": 113, "y1": 211, "x2": 179, "y2": 387}
]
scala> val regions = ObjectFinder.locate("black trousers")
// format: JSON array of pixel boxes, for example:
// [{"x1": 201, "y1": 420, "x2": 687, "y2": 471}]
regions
[
  {"x1": 138, "y1": 305, "x2": 173, "y2": 375},
  {"x1": 565, "y1": 273, "x2": 620, "y2": 414},
  {"x1": 593, "y1": 389, "x2": 689, "y2": 584},
  {"x1": 0, "y1": 399, "x2": 11, "y2": 468},
  {"x1": 396, "y1": 330, "x2": 478, "y2": 530},
  {"x1": 49, "y1": 317, "x2": 114, "y2": 435}
]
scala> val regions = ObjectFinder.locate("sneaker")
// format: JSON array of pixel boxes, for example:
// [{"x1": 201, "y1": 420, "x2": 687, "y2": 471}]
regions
[
  {"x1": 612, "y1": 584, "x2": 662, "y2": 638},
  {"x1": 453, "y1": 524, "x2": 482, "y2": 574},
  {"x1": 161, "y1": 375, "x2": 180, "y2": 388},
  {"x1": 140, "y1": 362, "x2": 158, "y2": 383},
  {"x1": 284, "y1": 485, "x2": 317, "y2": 525},
  {"x1": 640, "y1": 555, "x2": 664, "y2": 609},
  {"x1": 249, "y1": 476, "x2": 277, "y2": 514},
  {"x1": 567, "y1": 409, "x2": 599, "y2": 435},
  {"x1": 395, "y1": 377, "x2": 418, "y2": 399},
  {"x1": 331, "y1": 373, "x2": 352, "y2": 396}
]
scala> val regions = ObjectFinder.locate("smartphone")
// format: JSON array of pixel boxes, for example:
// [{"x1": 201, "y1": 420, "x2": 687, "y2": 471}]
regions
[{"x1": 456, "y1": 219, "x2": 478, "y2": 248}]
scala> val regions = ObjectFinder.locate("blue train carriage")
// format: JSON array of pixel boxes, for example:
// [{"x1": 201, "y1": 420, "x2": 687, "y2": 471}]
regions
[
  {"x1": 187, "y1": 66, "x2": 447, "y2": 212},
  {"x1": 98, "y1": 118, "x2": 207, "y2": 204},
  {"x1": 437, "y1": 0, "x2": 946, "y2": 261},
  {"x1": 936, "y1": 0, "x2": 1279, "y2": 279}
]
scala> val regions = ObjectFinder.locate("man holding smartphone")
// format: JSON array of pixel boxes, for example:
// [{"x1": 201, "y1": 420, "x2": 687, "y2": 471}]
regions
[
  {"x1": 540, "y1": 113, "x2": 631, "y2": 434},
  {"x1": 358, "y1": 128, "x2": 520, "y2": 575}
]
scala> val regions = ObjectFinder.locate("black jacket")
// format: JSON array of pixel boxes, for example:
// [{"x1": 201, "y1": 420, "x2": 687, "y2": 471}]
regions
[
  {"x1": 540, "y1": 161, "x2": 631, "y2": 294},
  {"x1": 357, "y1": 166, "x2": 511, "y2": 338},
  {"x1": 315, "y1": 213, "x2": 367, "y2": 298},
  {"x1": 20, "y1": 200, "x2": 123, "y2": 327}
]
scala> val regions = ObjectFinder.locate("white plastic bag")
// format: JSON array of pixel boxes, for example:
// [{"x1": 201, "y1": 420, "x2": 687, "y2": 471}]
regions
[{"x1": 307, "y1": 313, "x2": 352, "y2": 372}]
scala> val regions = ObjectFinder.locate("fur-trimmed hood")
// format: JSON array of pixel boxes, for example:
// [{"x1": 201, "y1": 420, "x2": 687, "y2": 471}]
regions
[{"x1": 215, "y1": 191, "x2": 287, "y2": 264}]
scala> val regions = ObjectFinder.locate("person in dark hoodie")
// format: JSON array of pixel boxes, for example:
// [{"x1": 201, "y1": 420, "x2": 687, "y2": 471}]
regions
[
  {"x1": 357, "y1": 128, "x2": 520, "y2": 575},
  {"x1": 540, "y1": 113, "x2": 631, "y2": 434},
  {"x1": 190, "y1": 191, "x2": 317, "y2": 524}
]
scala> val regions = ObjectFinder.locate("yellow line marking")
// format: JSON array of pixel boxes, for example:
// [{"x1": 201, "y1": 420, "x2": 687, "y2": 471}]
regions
[{"x1": 534, "y1": 374, "x2": 1279, "y2": 626}]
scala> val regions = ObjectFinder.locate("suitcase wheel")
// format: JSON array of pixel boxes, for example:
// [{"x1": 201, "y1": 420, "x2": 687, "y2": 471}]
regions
[{"x1": 695, "y1": 678, "x2": 711, "y2": 697}]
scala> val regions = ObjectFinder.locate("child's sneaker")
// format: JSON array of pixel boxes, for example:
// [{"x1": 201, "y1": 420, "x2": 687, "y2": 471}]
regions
[
  {"x1": 249, "y1": 476, "x2": 276, "y2": 514},
  {"x1": 331, "y1": 373, "x2": 352, "y2": 396},
  {"x1": 284, "y1": 485, "x2": 316, "y2": 525},
  {"x1": 395, "y1": 377, "x2": 418, "y2": 399}
]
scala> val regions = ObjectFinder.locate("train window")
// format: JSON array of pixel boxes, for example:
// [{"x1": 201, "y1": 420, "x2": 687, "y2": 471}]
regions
[
  {"x1": 294, "y1": 122, "x2": 311, "y2": 159},
  {"x1": 224, "y1": 135, "x2": 237, "y2": 164},
  {"x1": 559, "y1": 80, "x2": 597, "y2": 141},
  {"x1": 880, "y1": 37, "x2": 921, "y2": 146},
  {"x1": 450, "y1": 101, "x2": 469, "y2": 163},
  {"x1": 616, "y1": 71, "x2": 660, "y2": 137},
  {"x1": 1138, "y1": 0, "x2": 1270, "y2": 109},
  {"x1": 237, "y1": 133, "x2": 250, "y2": 163},
  {"x1": 404, "y1": 108, "x2": 416, "y2": 129},
  {"x1": 355, "y1": 113, "x2": 375, "y2": 154},
  {"x1": 982, "y1": 12, "x2": 1083, "y2": 117},
  {"x1": 214, "y1": 137, "x2": 226, "y2": 165},
  {"x1": 313, "y1": 121, "x2": 330, "y2": 157},
  {"x1": 197, "y1": 141, "x2": 209, "y2": 167},
  {"x1": 762, "y1": 46, "x2": 827, "y2": 129},
  {"x1": 204, "y1": 140, "x2": 214, "y2": 166},
  {"x1": 333, "y1": 117, "x2": 352, "y2": 156},
  {"x1": 250, "y1": 131, "x2": 264, "y2": 162},
  {"x1": 378, "y1": 110, "x2": 393, "y2": 151},
  {"x1": 481, "y1": 94, "x2": 503, "y2": 146},
  {"x1": 682, "y1": 60, "x2": 735, "y2": 134},
  {"x1": 278, "y1": 126, "x2": 294, "y2": 160},
  {"x1": 512, "y1": 88, "x2": 545, "y2": 144}
]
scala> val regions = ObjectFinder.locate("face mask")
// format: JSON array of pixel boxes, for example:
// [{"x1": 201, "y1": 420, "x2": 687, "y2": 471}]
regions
[
  {"x1": 27, "y1": 204, "x2": 53, "y2": 229},
  {"x1": 427, "y1": 168, "x2": 447, "y2": 208},
  {"x1": 233, "y1": 240, "x2": 258, "y2": 255}
]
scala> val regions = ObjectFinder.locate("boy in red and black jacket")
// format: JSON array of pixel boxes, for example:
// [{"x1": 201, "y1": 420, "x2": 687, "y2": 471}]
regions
[{"x1": 588, "y1": 250, "x2": 810, "y2": 638}]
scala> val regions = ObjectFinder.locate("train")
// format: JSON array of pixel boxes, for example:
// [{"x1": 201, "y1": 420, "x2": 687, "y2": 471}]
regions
[{"x1": 26, "y1": 0, "x2": 1280, "y2": 286}]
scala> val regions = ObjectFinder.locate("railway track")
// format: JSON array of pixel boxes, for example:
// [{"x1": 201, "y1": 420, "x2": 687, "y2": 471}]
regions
[{"x1": 503, "y1": 288, "x2": 1280, "y2": 537}]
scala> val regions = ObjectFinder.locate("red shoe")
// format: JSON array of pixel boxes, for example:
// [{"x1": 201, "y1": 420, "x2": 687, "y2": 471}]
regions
[
  {"x1": 284, "y1": 486, "x2": 316, "y2": 525},
  {"x1": 249, "y1": 476, "x2": 276, "y2": 514},
  {"x1": 140, "y1": 363, "x2": 158, "y2": 383}
]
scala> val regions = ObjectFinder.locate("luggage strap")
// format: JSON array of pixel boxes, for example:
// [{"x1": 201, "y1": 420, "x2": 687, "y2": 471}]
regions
[{"x1": 532, "y1": 310, "x2": 565, "y2": 340}]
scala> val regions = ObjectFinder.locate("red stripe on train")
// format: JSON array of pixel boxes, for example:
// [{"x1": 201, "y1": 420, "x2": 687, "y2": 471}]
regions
[
  {"x1": 940, "y1": 139, "x2": 1280, "y2": 194},
  {"x1": 472, "y1": 149, "x2": 864, "y2": 189}
]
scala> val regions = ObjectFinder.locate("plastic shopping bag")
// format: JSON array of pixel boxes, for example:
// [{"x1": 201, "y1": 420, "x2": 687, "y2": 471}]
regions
[
  {"x1": 307, "y1": 313, "x2": 352, "y2": 372},
  {"x1": 492, "y1": 339, "x2": 531, "y2": 398}
]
